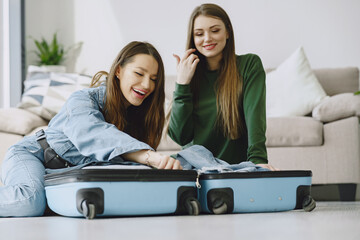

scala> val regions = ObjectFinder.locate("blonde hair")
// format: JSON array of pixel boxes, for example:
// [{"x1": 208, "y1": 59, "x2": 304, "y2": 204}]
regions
[
  {"x1": 186, "y1": 3, "x2": 244, "y2": 139},
  {"x1": 91, "y1": 41, "x2": 165, "y2": 149}
]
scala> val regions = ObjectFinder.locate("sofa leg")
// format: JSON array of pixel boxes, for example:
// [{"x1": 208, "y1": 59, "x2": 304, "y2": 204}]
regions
[{"x1": 311, "y1": 184, "x2": 357, "y2": 201}]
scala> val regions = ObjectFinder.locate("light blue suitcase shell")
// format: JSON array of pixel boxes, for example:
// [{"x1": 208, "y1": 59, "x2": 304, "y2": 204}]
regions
[
  {"x1": 45, "y1": 165, "x2": 200, "y2": 219},
  {"x1": 197, "y1": 170, "x2": 316, "y2": 214}
]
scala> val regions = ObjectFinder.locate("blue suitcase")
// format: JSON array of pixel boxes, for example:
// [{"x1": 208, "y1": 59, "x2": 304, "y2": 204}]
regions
[
  {"x1": 197, "y1": 170, "x2": 316, "y2": 214},
  {"x1": 45, "y1": 165, "x2": 200, "y2": 219}
]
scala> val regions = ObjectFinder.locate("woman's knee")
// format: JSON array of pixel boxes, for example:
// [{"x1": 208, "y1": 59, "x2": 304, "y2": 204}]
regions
[
  {"x1": 1, "y1": 137, "x2": 46, "y2": 217},
  {"x1": 13, "y1": 185, "x2": 46, "y2": 217}
]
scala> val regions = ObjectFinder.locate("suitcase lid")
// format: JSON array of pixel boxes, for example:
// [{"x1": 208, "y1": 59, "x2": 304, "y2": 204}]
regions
[
  {"x1": 44, "y1": 165, "x2": 198, "y2": 186},
  {"x1": 199, "y1": 170, "x2": 312, "y2": 180}
]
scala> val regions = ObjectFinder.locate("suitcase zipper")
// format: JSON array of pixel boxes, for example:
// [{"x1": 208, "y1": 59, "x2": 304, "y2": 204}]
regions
[{"x1": 196, "y1": 171, "x2": 201, "y2": 189}]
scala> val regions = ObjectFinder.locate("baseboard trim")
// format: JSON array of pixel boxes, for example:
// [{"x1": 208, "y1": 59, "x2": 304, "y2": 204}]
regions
[{"x1": 311, "y1": 183, "x2": 357, "y2": 201}]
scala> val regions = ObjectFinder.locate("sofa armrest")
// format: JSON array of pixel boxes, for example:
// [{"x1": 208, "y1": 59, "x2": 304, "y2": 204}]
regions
[
  {"x1": 312, "y1": 93, "x2": 360, "y2": 123},
  {"x1": 0, "y1": 108, "x2": 48, "y2": 135}
]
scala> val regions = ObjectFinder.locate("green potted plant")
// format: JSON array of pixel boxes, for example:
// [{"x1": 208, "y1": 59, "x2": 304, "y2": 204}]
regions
[{"x1": 30, "y1": 33, "x2": 67, "y2": 72}]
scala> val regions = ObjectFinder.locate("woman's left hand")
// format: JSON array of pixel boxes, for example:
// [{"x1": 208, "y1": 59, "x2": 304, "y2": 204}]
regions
[{"x1": 257, "y1": 164, "x2": 279, "y2": 171}]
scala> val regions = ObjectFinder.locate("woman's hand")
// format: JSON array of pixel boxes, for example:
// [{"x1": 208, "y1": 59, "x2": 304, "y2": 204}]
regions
[
  {"x1": 123, "y1": 150, "x2": 182, "y2": 170},
  {"x1": 147, "y1": 151, "x2": 183, "y2": 170},
  {"x1": 173, "y1": 48, "x2": 200, "y2": 85},
  {"x1": 256, "y1": 164, "x2": 279, "y2": 171}
]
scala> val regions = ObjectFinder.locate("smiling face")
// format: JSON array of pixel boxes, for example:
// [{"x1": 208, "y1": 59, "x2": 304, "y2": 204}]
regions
[
  {"x1": 193, "y1": 15, "x2": 229, "y2": 64},
  {"x1": 116, "y1": 54, "x2": 158, "y2": 107}
]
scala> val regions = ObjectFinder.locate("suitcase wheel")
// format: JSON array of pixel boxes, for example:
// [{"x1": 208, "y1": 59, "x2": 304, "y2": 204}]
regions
[
  {"x1": 207, "y1": 188, "x2": 234, "y2": 214},
  {"x1": 76, "y1": 188, "x2": 104, "y2": 219},
  {"x1": 185, "y1": 198, "x2": 200, "y2": 216},
  {"x1": 302, "y1": 195, "x2": 316, "y2": 212},
  {"x1": 81, "y1": 200, "x2": 96, "y2": 220},
  {"x1": 212, "y1": 200, "x2": 228, "y2": 215}
]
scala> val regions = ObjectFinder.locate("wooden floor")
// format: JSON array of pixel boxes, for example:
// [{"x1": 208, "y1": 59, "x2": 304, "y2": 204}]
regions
[{"x1": 0, "y1": 201, "x2": 359, "y2": 240}]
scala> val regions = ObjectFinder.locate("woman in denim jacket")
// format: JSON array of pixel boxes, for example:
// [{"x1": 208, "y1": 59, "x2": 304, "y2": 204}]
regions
[{"x1": 0, "y1": 41, "x2": 182, "y2": 217}]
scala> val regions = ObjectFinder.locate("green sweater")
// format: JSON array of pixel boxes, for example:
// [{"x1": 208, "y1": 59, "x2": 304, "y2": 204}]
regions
[{"x1": 168, "y1": 54, "x2": 268, "y2": 164}]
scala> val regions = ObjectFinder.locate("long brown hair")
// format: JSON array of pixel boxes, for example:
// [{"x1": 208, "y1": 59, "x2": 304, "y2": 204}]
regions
[
  {"x1": 91, "y1": 41, "x2": 165, "y2": 149},
  {"x1": 187, "y1": 3, "x2": 244, "y2": 139}
]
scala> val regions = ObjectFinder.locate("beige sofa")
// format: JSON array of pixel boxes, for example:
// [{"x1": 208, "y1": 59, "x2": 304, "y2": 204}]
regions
[
  {"x1": 1, "y1": 68, "x2": 359, "y2": 199},
  {"x1": 265, "y1": 68, "x2": 360, "y2": 200}
]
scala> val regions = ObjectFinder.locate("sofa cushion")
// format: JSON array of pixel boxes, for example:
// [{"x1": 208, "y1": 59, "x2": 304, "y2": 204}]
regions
[
  {"x1": 313, "y1": 68, "x2": 359, "y2": 96},
  {"x1": 17, "y1": 66, "x2": 92, "y2": 120},
  {"x1": 266, "y1": 46, "x2": 328, "y2": 117},
  {"x1": 0, "y1": 108, "x2": 48, "y2": 135},
  {"x1": 312, "y1": 93, "x2": 360, "y2": 122},
  {"x1": 266, "y1": 116, "x2": 323, "y2": 147}
]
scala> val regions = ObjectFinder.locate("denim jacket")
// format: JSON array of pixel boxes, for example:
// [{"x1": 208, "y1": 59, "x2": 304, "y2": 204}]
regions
[
  {"x1": 25, "y1": 86, "x2": 153, "y2": 166},
  {"x1": 176, "y1": 145, "x2": 269, "y2": 173}
]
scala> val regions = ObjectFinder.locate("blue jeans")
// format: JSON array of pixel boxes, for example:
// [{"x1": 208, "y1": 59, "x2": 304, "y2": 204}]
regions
[{"x1": 0, "y1": 136, "x2": 46, "y2": 217}]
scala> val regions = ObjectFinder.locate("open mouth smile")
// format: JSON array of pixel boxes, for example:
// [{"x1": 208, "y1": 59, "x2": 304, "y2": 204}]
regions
[{"x1": 132, "y1": 88, "x2": 147, "y2": 99}]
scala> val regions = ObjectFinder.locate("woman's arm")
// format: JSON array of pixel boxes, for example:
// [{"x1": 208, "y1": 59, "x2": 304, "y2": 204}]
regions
[
  {"x1": 241, "y1": 55, "x2": 279, "y2": 171},
  {"x1": 242, "y1": 55, "x2": 269, "y2": 165},
  {"x1": 62, "y1": 90, "x2": 153, "y2": 161},
  {"x1": 61, "y1": 89, "x2": 182, "y2": 169},
  {"x1": 168, "y1": 50, "x2": 200, "y2": 145},
  {"x1": 168, "y1": 83, "x2": 195, "y2": 145}
]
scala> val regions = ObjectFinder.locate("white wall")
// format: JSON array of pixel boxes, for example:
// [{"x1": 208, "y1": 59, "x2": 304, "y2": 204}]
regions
[
  {"x1": 25, "y1": 0, "x2": 360, "y2": 77},
  {"x1": 25, "y1": 0, "x2": 75, "y2": 71},
  {"x1": 0, "y1": 1, "x2": 4, "y2": 107}
]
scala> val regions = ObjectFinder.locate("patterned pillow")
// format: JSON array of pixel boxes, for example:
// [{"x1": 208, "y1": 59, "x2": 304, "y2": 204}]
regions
[{"x1": 18, "y1": 68, "x2": 92, "y2": 120}]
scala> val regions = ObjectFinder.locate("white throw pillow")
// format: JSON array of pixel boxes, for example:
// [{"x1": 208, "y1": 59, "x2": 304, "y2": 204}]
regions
[
  {"x1": 266, "y1": 47, "x2": 328, "y2": 117},
  {"x1": 18, "y1": 67, "x2": 92, "y2": 120}
]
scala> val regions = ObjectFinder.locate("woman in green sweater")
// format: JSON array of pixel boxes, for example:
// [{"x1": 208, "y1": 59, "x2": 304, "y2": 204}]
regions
[{"x1": 169, "y1": 3, "x2": 277, "y2": 170}]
